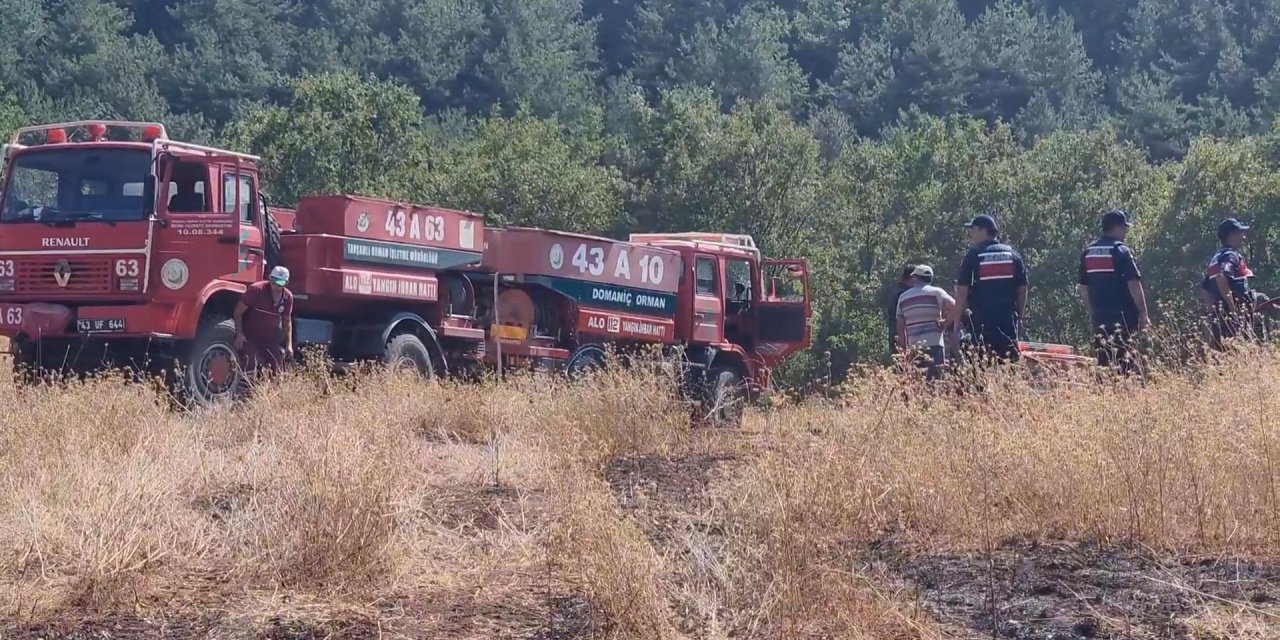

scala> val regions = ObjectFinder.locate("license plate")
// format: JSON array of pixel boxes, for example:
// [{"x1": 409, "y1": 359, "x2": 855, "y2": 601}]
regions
[{"x1": 77, "y1": 318, "x2": 125, "y2": 333}]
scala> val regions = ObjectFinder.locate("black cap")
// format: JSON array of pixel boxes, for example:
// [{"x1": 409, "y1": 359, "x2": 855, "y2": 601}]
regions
[
  {"x1": 1217, "y1": 217, "x2": 1251, "y2": 240},
  {"x1": 1101, "y1": 208, "x2": 1131, "y2": 230},
  {"x1": 964, "y1": 214, "x2": 998, "y2": 234}
]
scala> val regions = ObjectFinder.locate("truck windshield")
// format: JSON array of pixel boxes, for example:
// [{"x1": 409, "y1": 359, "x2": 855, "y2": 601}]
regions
[{"x1": 1, "y1": 148, "x2": 151, "y2": 223}]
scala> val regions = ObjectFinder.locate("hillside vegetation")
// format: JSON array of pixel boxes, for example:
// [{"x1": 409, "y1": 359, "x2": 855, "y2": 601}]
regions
[
  {"x1": 0, "y1": 352, "x2": 1278, "y2": 638},
  {"x1": 6, "y1": 1, "x2": 1280, "y2": 376}
]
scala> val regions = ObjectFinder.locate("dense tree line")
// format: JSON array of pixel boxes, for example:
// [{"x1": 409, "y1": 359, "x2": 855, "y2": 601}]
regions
[{"x1": 3, "y1": 0, "x2": 1280, "y2": 379}]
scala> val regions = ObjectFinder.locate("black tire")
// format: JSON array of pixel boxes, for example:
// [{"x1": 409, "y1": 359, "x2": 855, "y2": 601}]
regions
[
  {"x1": 264, "y1": 211, "x2": 284, "y2": 271},
  {"x1": 564, "y1": 344, "x2": 606, "y2": 380},
  {"x1": 11, "y1": 346, "x2": 41, "y2": 387},
  {"x1": 701, "y1": 365, "x2": 746, "y2": 426},
  {"x1": 383, "y1": 333, "x2": 435, "y2": 378},
  {"x1": 180, "y1": 318, "x2": 245, "y2": 406}
]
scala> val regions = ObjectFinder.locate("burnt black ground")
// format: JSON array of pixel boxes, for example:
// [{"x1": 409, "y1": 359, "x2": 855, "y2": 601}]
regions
[{"x1": 867, "y1": 538, "x2": 1280, "y2": 639}]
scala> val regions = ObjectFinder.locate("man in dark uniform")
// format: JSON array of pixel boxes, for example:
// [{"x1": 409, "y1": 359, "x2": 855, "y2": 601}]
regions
[
  {"x1": 1077, "y1": 209, "x2": 1150, "y2": 371},
  {"x1": 954, "y1": 214, "x2": 1028, "y2": 363},
  {"x1": 1201, "y1": 218, "x2": 1255, "y2": 348},
  {"x1": 885, "y1": 264, "x2": 915, "y2": 357}
]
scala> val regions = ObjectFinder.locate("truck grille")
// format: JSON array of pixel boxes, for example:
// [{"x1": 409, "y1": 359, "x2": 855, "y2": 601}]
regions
[{"x1": 16, "y1": 257, "x2": 113, "y2": 294}]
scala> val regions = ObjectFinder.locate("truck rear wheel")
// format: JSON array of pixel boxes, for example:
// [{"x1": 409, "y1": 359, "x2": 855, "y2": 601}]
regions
[
  {"x1": 565, "y1": 344, "x2": 606, "y2": 380},
  {"x1": 702, "y1": 365, "x2": 746, "y2": 426},
  {"x1": 383, "y1": 333, "x2": 435, "y2": 378},
  {"x1": 181, "y1": 318, "x2": 245, "y2": 405}
]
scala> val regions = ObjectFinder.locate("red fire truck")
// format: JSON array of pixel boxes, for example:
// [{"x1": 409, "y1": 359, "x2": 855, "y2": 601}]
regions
[{"x1": 0, "y1": 120, "x2": 812, "y2": 420}]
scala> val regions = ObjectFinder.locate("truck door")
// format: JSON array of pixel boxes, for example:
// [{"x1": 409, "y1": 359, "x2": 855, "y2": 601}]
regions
[
  {"x1": 150, "y1": 155, "x2": 242, "y2": 299},
  {"x1": 691, "y1": 254, "x2": 723, "y2": 343},
  {"x1": 753, "y1": 259, "x2": 810, "y2": 362},
  {"x1": 218, "y1": 165, "x2": 263, "y2": 284}
]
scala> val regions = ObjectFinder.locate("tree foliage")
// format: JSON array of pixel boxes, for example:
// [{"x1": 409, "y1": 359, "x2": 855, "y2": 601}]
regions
[{"x1": 7, "y1": 0, "x2": 1280, "y2": 376}]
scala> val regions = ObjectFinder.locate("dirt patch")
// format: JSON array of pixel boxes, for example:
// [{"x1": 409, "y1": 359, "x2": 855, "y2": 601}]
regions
[
  {"x1": 418, "y1": 482, "x2": 536, "y2": 534},
  {"x1": 366, "y1": 590, "x2": 601, "y2": 639},
  {"x1": 606, "y1": 453, "x2": 737, "y2": 512},
  {"x1": 190, "y1": 482, "x2": 256, "y2": 524},
  {"x1": 868, "y1": 539, "x2": 1280, "y2": 639}
]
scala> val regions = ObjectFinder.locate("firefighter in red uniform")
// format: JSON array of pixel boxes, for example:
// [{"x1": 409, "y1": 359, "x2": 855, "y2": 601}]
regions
[{"x1": 234, "y1": 265, "x2": 295, "y2": 375}]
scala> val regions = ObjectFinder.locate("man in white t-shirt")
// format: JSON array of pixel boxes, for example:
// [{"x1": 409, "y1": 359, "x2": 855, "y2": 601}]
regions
[{"x1": 896, "y1": 264, "x2": 957, "y2": 380}]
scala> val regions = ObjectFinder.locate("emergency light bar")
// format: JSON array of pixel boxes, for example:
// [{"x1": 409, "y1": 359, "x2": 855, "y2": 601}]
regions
[{"x1": 8, "y1": 120, "x2": 168, "y2": 146}]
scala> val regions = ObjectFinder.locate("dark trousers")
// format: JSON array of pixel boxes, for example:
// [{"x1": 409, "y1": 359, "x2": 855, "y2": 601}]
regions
[
  {"x1": 1207, "y1": 307, "x2": 1247, "y2": 351},
  {"x1": 244, "y1": 339, "x2": 286, "y2": 375},
  {"x1": 969, "y1": 321, "x2": 1020, "y2": 362},
  {"x1": 1092, "y1": 314, "x2": 1136, "y2": 372},
  {"x1": 909, "y1": 345, "x2": 946, "y2": 380}
]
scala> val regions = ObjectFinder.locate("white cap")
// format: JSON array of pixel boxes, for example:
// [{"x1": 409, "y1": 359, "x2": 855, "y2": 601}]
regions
[
  {"x1": 269, "y1": 265, "x2": 290, "y2": 285},
  {"x1": 911, "y1": 264, "x2": 934, "y2": 278}
]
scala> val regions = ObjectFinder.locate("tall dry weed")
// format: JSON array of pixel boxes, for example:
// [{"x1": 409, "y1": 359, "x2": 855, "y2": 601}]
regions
[
  {"x1": 550, "y1": 468, "x2": 681, "y2": 639},
  {"x1": 728, "y1": 347, "x2": 1280, "y2": 555},
  {"x1": 0, "y1": 345, "x2": 1277, "y2": 637}
]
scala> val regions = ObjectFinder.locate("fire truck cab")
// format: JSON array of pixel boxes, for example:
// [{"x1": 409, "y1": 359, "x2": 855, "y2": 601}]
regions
[
  {"x1": 0, "y1": 121, "x2": 277, "y2": 397},
  {"x1": 628, "y1": 232, "x2": 811, "y2": 415}
]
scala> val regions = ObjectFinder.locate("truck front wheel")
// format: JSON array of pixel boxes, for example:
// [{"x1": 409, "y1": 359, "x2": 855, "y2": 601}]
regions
[
  {"x1": 383, "y1": 333, "x2": 435, "y2": 378},
  {"x1": 701, "y1": 365, "x2": 746, "y2": 427},
  {"x1": 181, "y1": 318, "x2": 245, "y2": 405},
  {"x1": 11, "y1": 345, "x2": 42, "y2": 387}
]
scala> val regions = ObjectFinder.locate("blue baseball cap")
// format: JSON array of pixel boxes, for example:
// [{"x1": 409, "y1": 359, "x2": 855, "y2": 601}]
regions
[
  {"x1": 1217, "y1": 218, "x2": 1251, "y2": 240},
  {"x1": 1101, "y1": 208, "x2": 1131, "y2": 229},
  {"x1": 964, "y1": 214, "x2": 999, "y2": 234}
]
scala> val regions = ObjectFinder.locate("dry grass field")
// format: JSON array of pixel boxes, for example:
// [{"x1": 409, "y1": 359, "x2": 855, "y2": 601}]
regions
[{"x1": 0, "y1": 346, "x2": 1278, "y2": 639}]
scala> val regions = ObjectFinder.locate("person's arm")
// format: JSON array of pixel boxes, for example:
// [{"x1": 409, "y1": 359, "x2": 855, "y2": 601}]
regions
[
  {"x1": 896, "y1": 313, "x2": 907, "y2": 350},
  {"x1": 1077, "y1": 250, "x2": 1091, "y2": 318},
  {"x1": 233, "y1": 301, "x2": 249, "y2": 348},
  {"x1": 940, "y1": 291, "x2": 957, "y2": 328},
  {"x1": 282, "y1": 293, "x2": 295, "y2": 356},
  {"x1": 1216, "y1": 277, "x2": 1237, "y2": 313},
  {"x1": 1214, "y1": 252, "x2": 1239, "y2": 313},
  {"x1": 1128, "y1": 280, "x2": 1149, "y2": 329},
  {"x1": 1014, "y1": 253, "x2": 1029, "y2": 319},
  {"x1": 953, "y1": 251, "x2": 976, "y2": 329},
  {"x1": 1117, "y1": 245, "x2": 1148, "y2": 329}
]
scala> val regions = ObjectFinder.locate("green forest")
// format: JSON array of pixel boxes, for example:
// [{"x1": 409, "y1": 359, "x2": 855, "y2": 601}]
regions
[{"x1": 3, "y1": 0, "x2": 1280, "y2": 377}]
